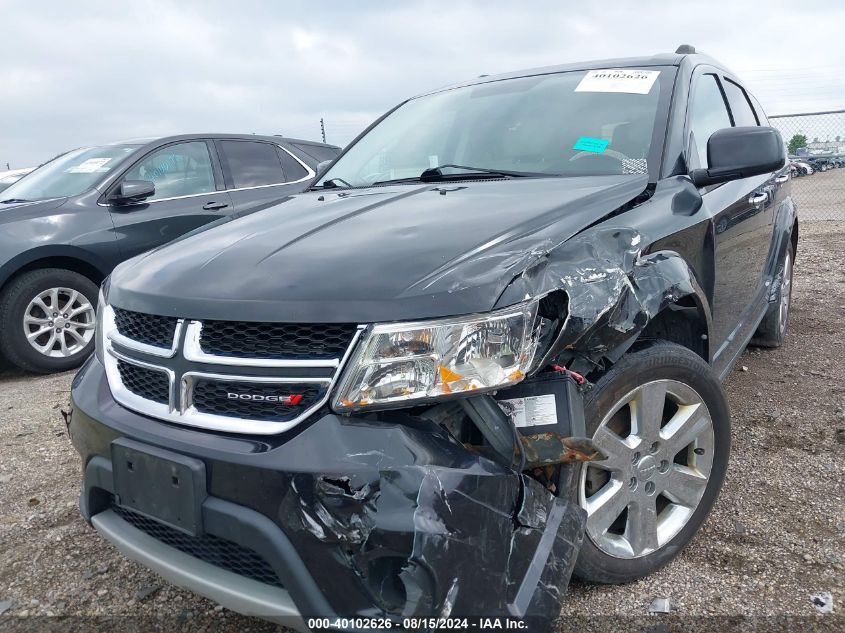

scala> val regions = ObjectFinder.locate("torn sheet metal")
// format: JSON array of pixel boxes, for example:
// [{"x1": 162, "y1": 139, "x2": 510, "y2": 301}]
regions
[
  {"x1": 403, "y1": 471, "x2": 584, "y2": 626},
  {"x1": 262, "y1": 415, "x2": 584, "y2": 627},
  {"x1": 497, "y1": 224, "x2": 709, "y2": 371}
]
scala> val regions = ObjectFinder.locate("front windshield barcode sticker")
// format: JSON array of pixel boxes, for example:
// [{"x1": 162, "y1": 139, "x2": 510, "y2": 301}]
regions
[
  {"x1": 66, "y1": 158, "x2": 113, "y2": 173},
  {"x1": 575, "y1": 69, "x2": 660, "y2": 94},
  {"x1": 497, "y1": 394, "x2": 557, "y2": 428}
]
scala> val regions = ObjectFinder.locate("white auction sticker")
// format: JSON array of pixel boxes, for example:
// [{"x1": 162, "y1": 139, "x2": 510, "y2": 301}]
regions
[
  {"x1": 497, "y1": 394, "x2": 557, "y2": 428},
  {"x1": 66, "y1": 157, "x2": 113, "y2": 173},
  {"x1": 575, "y1": 69, "x2": 660, "y2": 95}
]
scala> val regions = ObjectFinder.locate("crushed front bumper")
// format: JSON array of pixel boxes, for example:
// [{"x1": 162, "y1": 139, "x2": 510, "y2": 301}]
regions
[{"x1": 70, "y1": 357, "x2": 586, "y2": 631}]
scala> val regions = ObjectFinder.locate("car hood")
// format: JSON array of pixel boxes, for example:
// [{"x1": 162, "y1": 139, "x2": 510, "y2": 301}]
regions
[
  {"x1": 109, "y1": 175, "x2": 648, "y2": 322},
  {"x1": 0, "y1": 197, "x2": 67, "y2": 215}
]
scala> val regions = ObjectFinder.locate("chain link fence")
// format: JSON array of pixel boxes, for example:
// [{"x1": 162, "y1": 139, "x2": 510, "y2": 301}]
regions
[{"x1": 769, "y1": 110, "x2": 845, "y2": 222}]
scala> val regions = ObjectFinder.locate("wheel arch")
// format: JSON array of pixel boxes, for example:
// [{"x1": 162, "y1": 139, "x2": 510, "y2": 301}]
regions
[
  {"x1": 790, "y1": 217, "x2": 798, "y2": 259},
  {"x1": 0, "y1": 247, "x2": 109, "y2": 297},
  {"x1": 634, "y1": 297, "x2": 710, "y2": 362},
  {"x1": 532, "y1": 244, "x2": 713, "y2": 376}
]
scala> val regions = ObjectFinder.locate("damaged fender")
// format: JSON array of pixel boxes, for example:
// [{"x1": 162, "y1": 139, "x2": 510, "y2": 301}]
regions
[{"x1": 497, "y1": 226, "x2": 711, "y2": 373}]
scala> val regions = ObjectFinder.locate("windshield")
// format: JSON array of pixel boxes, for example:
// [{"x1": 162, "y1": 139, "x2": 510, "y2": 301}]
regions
[
  {"x1": 0, "y1": 144, "x2": 141, "y2": 202},
  {"x1": 318, "y1": 67, "x2": 673, "y2": 188},
  {"x1": 0, "y1": 172, "x2": 28, "y2": 194}
]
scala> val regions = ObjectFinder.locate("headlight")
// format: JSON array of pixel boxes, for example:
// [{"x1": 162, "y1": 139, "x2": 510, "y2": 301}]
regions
[
  {"x1": 94, "y1": 287, "x2": 107, "y2": 365},
  {"x1": 333, "y1": 300, "x2": 541, "y2": 412}
]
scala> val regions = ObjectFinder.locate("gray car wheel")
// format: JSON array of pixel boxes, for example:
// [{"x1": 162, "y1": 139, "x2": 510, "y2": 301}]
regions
[
  {"x1": 0, "y1": 268, "x2": 100, "y2": 373},
  {"x1": 579, "y1": 378, "x2": 715, "y2": 559},
  {"x1": 569, "y1": 341, "x2": 730, "y2": 584}
]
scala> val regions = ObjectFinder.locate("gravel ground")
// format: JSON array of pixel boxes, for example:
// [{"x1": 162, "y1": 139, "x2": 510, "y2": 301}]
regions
[
  {"x1": 791, "y1": 169, "x2": 845, "y2": 222},
  {"x1": 0, "y1": 225, "x2": 843, "y2": 631}
]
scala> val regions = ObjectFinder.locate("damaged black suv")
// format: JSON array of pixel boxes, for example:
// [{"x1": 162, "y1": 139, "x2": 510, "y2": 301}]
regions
[{"x1": 69, "y1": 47, "x2": 796, "y2": 630}]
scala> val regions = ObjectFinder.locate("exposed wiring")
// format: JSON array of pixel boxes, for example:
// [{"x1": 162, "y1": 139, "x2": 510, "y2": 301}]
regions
[{"x1": 549, "y1": 363, "x2": 586, "y2": 386}]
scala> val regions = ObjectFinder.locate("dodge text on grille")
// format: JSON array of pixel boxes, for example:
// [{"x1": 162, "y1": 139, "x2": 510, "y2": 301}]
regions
[{"x1": 226, "y1": 392, "x2": 304, "y2": 404}]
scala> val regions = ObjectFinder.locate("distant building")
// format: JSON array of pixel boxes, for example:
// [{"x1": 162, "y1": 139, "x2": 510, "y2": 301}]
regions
[{"x1": 806, "y1": 139, "x2": 845, "y2": 154}]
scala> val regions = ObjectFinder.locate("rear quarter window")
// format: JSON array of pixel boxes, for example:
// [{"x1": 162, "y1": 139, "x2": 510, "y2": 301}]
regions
[
  {"x1": 276, "y1": 147, "x2": 309, "y2": 181},
  {"x1": 291, "y1": 143, "x2": 341, "y2": 163},
  {"x1": 219, "y1": 140, "x2": 286, "y2": 188}
]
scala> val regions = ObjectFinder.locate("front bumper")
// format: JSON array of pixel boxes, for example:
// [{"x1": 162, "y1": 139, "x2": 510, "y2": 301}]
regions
[
  {"x1": 91, "y1": 507, "x2": 302, "y2": 623},
  {"x1": 70, "y1": 357, "x2": 586, "y2": 630}
]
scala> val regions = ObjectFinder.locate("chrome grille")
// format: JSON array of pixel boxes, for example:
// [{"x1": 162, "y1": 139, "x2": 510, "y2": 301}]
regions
[
  {"x1": 113, "y1": 308, "x2": 178, "y2": 349},
  {"x1": 199, "y1": 321, "x2": 357, "y2": 360},
  {"x1": 101, "y1": 304, "x2": 363, "y2": 434},
  {"x1": 117, "y1": 360, "x2": 169, "y2": 405}
]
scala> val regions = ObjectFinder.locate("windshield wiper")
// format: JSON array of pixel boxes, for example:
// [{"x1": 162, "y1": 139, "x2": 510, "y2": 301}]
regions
[
  {"x1": 370, "y1": 176, "x2": 430, "y2": 186},
  {"x1": 419, "y1": 164, "x2": 542, "y2": 181},
  {"x1": 0, "y1": 198, "x2": 31, "y2": 204},
  {"x1": 371, "y1": 165, "x2": 543, "y2": 187}
]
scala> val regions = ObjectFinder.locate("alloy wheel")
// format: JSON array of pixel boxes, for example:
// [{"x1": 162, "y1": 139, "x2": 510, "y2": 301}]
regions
[
  {"x1": 23, "y1": 287, "x2": 96, "y2": 358},
  {"x1": 579, "y1": 379, "x2": 715, "y2": 559}
]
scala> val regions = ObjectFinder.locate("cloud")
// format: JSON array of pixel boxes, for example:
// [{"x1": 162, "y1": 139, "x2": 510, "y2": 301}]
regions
[{"x1": 2, "y1": 0, "x2": 844, "y2": 168}]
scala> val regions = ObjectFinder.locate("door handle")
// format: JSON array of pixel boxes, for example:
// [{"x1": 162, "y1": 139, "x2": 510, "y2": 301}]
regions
[
  {"x1": 748, "y1": 193, "x2": 768, "y2": 206},
  {"x1": 202, "y1": 201, "x2": 229, "y2": 211},
  {"x1": 774, "y1": 174, "x2": 789, "y2": 184}
]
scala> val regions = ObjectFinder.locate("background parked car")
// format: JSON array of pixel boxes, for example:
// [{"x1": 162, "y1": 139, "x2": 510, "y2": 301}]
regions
[
  {"x1": 790, "y1": 160, "x2": 813, "y2": 176},
  {"x1": 807, "y1": 157, "x2": 835, "y2": 172},
  {"x1": 0, "y1": 167, "x2": 34, "y2": 193},
  {"x1": 0, "y1": 133, "x2": 339, "y2": 373}
]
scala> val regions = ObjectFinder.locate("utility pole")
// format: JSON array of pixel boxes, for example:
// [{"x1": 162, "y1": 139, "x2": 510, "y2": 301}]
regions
[{"x1": 320, "y1": 118, "x2": 326, "y2": 144}]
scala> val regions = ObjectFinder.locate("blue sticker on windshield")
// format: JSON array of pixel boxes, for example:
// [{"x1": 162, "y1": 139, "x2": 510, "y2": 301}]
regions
[{"x1": 573, "y1": 137, "x2": 609, "y2": 153}]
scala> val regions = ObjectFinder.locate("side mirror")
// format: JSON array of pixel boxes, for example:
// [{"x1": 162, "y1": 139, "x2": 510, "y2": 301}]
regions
[
  {"x1": 690, "y1": 126, "x2": 785, "y2": 188},
  {"x1": 315, "y1": 160, "x2": 333, "y2": 176},
  {"x1": 110, "y1": 180, "x2": 155, "y2": 204}
]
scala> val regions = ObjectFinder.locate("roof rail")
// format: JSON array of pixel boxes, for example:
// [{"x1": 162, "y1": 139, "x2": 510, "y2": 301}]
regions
[{"x1": 675, "y1": 44, "x2": 696, "y2": 54}]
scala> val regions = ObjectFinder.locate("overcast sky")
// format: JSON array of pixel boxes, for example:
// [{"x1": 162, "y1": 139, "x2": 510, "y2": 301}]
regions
[{"x1": 3, "y1": 0, "x2": 845, "y2": 168}]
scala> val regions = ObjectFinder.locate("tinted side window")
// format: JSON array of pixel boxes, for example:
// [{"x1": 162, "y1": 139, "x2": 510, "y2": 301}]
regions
[
  {"x1": 123, "y1": 141, "x2": 215, "y2": 201},
  {"x1": 292, "y1": 143, "x2": 340, "y2": 163},
  {"x1": 277, "y1": 147, "x2": 309, "y2": 181},
  {"x1": 219, "y1": 141, "x2": 285, "y2": 188},
  {"x1": 722, "y1": 79, "x2": 759, "y2": 127},
  {"x1": 688, "y1": 74, "x2": 732, "y2": 169}
]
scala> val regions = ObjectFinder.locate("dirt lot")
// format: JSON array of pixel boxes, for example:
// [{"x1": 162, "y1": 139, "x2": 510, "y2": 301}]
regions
[
  {"x1": 0, "y1": 225, "x2": 843, "y2": 631},
  {"x1": 791, "y1": 168, "x2": 845, "y2": 222}
]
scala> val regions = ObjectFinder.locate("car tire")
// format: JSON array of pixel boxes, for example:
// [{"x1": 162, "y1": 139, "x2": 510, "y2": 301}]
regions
[
  {"x1": 568, "y1": 341, "x2": 730, "y2": 584},
  {"x1": 0, "y1": 268, "x2": 99, "y2": 374},
  {"x1": 751, "y1": 242, "x2": 794, "y2": 348}
]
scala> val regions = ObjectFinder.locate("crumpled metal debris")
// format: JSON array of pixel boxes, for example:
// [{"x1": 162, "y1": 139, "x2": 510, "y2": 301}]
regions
[
  {"x1": 497, "y1": 224, "x2": 709, "y2": 373},
  {"x1": 267, "y1": 415, "x2": 586, "y2": 626},
  {"x1": 648, "y1": 597, "x2": 674, "y2": 614},
  {"x1": 811, "y1": 592, "x2": 834, "y2": 614}
]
